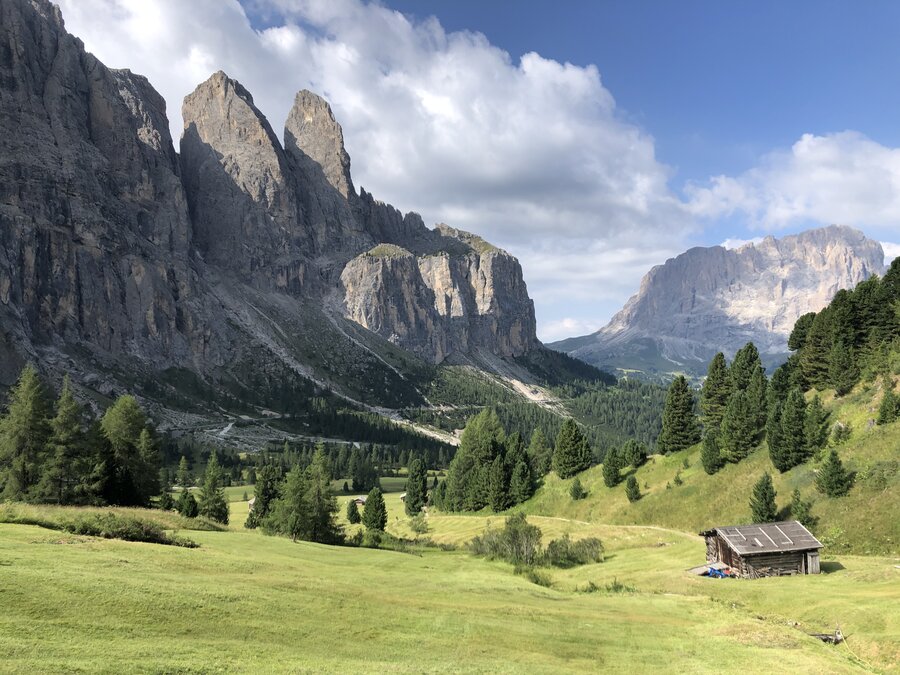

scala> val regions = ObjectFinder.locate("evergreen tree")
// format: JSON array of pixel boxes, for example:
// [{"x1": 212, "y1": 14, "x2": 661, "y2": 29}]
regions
[
  {"x1": 159, "y1": 487, "x2": 175, "y2": 511},
  {"x1": 136, "y1": 428, "x2": 160, "y2": 505},
  {"x1": 877, "y1": 377, "x2": 899, "y2": 425},
  {"x1": 444, "y1": 409, "x2": 506, "y2": 510},
  {"x1": 362, "y1": 487, "x2": 387, "y2": 531},
  {"x1": 747, "y1": 366, "x2": 769, "y2": 439},
  {"x1": 601, "y1": 448, "x2": 622, "y2": 488},
  {"x1": 404, "y1": 455, "x2": 428, "y2": 516},
  {"x1": 788, "y1": 312, "x2": 817, "y2": 351},
  {"x1": 701, "y1": 353, "x2": 731, "y2": 433},
  {"x1": 815, "y1": 450, "x2": 853, "y2": 497},
  {"x1": 829, "y1": 340, "x2": 859, "y2": 397},
  {"x1": 0, "y1": 364, "x2": 51, "y2": 501},
  {"x1": 799, "y1": 310, "x2": 833, "y2": 389},
  {"x1": 720, "y1": 390, "x2": 757, "y2": 463},
  {"x1": 789, "y1": 488, "x2": 818, "y2": 531},
  {"x1": 625, "y1": 475, "x2": 641, "y2": 502},
  {"x1": 488, "y1": 455, "x2": 511, "y2": 512},
  {"x1": 176, "y1": 489, "x2": 198, "y2": 518},
  {"x1": 100, "y1": 395, "x2": 155, "y2": 506},
  {"x1": 264, "y1": 466, "x2": 309, "y2": 541},
  {"x1": 621, "y1": 439, "x2": 648, "y2": 468},
  {"x1": 569, "y1": 476, "x2": 586, "y2": 500},
  {"x1": 749, "y1": 473, "x2": 777, "y2": 523},
  {"x1": 775, "y1": 389, "x2": 807, "y2": 472},
  {"x1": 346, "y1": 498, "x2": 361, "y2": 524},
  {"x1": 509, "y1": 460, "x2": 533, "y2": 504},
  {"x1": 304, "y1": 449, "x2": 342, "y2": 544},
  {"x1": 552, "y1": 418, "x2": 592, "y2": 478},
  {"x1": 804, "y1": 395, "x2": 831, "y2": 455},
  {"x1": 767, "y1": 363, "x2": 792, "y2": 409},
  {"x1": 657, "y1": 376, "x2": 700, "y2": 454},
  {"x1": 766, "y1": 400, "x2": 785, "y2": 470},
  {"x1": 700, "y1": 432, "x2": 723, "y2": 475},
  {"x1": 198, "y1": 452, "x2": 229, "y2": 524},
  {"x1": 730, "y1": 342, "x2": 762, "y2": 391},
  {"x1": 38, "y1": 376, "x2": 91, "y2": 504},
  {"x1": 176, "y1": 455, "x2": 192, "y2": 488},
  {"x1": 245, "y1": 463, "x2": 281, "y2": 529},
  {"x1": 527, "y1": 428, "x2": 553, "y2": 477}
]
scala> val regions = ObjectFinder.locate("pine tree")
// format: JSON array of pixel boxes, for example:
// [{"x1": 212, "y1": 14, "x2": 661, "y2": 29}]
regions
[
  {"x1": 767, "y1": 363, "x2": 792, "y2": 409},
  {"x1": 444, "y1": 409, "x2": 506, "y2": 510},
  {"x1": 657, "y1": 376, "x2": 700, "y2": 454},
  {"x1": 569, "y1": 476, "x2": 586, "y2": 500},
  {"x1": 176, "y1": 489, "x2": 198, "y2": 518},
  {"x1": 246, "y1": 463, "x2": 281, "y2": 529},
  {"x1": 38, "y1": 376, "x2": 89, "y2": 504},
  {"x1": 159, "y1": 488, "x2": 175, "y2": 511},
  {"x1": 304, "y1": 449, "x2": 342, "y2": 544},
  {"x1": 815, "y1": 450, "x2": 853, "y2": 497},
  {"x1": 264, "y1": 466, "x2": 309, "y2": 541},
  {"x1": 136, "y1": 428, "x2": 160, "y2": 505},
  {"x1": 730, "y1": 342, "x2": 762, "y2": 391},
  {"x1": 701, "y1": 353, "x2": 731, "y2": 434},
  {"x1": 552, "y1": 418, "x2": 592, "y2": 478},
  {"x1": 720, "y1": 390, "x2": 757, "y2": 463},
  {"x1": 625, "y1": 475, "x2": 641, "y2": 502},
  {"x1": 877, "y1": 377, "x2": 899, "y2": 425},
  {"x1": 789, "y1": 489, "x2": 818, "y2": 531},
  {"x1": 621, "y1": 439, "x2": 648, "y2": 468},
  {"x1": 100, "y1": 395, "x2": 154, "y2": 506},
  {"x1": 527, "y1": 428, "x2": 553, "y2": 477},
  {"x1": 766, "y1": 400, "x2": 785, "y2": 470},
  {"x1": 509, "y1": 460, "x2": 533, "y2": 504},
  {"x1": 804, "y1": 395, "x2": 831, "y2": 455},
  {"x1": 747, "y1": 367, "x2": 769, "y2": 440},
  {"x1": 601, "y1": 448, "x2": 622, "y2": 488},
  {"x1": 362, "y1": 487, "x2": 387, "y2": 531},
  {"x1": 749, "y1": 473, "x2": 777, "y2": 523},
  {"x1": 829, "y1": 340, "x2": 859, "y2": 397},
  {"x1": 488, "y1": 455, "x2": 510, "y2": 512},
  {"x1": 198, "y1": 452, "x2": 229, "y2": 524},
  {"x1": 0, "y1": 364, "x2": 51, "y2": 501},
  {"x1": 775, "y1": 389, "x2": 807, "y2": 472},
  {"x1": 404, "y1": 455, "x2": 428, "y2": 516},
  {"x1": 700, "y1": 432, "x2": 723, "y2": 475},
  {"x1": 176, "y1": 455, "x2": 192, "y2": 488},
  {"x1": 346, "y1": 498, "x2": 361, "y2": 524}
]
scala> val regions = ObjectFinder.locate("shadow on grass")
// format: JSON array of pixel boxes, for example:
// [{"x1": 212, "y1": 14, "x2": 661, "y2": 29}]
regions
[{"x1": 820, "y1": 561, "x2": 845, "y2": 574}]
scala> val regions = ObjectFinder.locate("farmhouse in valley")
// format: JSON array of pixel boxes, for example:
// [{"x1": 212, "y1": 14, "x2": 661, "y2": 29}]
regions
[{"x1": 699, "y1": 521, "x2": 822, "y2": 578}]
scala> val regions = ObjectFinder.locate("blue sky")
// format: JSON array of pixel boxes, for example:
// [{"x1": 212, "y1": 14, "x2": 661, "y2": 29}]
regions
[{"x1": 57, "y1": 0, "x2": 900, "y2": 341}]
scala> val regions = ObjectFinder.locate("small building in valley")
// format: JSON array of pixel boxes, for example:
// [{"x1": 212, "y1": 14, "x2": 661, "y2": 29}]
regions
[
  {"x1": 699, "y1": 521, "x2": 822, "y2": 578},
  {"x1": 352, "y1": 496, "x2": 367, "y2": 507}
]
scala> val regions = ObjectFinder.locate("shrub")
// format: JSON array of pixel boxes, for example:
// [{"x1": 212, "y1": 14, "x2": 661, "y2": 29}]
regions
[
  {"x1": 409, "y1": 513, "x2": 429, "y2": 534},
  {"x1": 605, "y1": 578, "x2": 636, "y2": 594},
  {"x1": 543, "y1": 534, "x2": 604, "y2": 568},
  {"x1": 470, "y1": 512, "x2": 542, "y2": 566},
  {"x1": 514, "y1": 566, "x2": 552, "y2": 587},
  {"x1": 569, "y1": 477, "x2": 587, "y2": 501}
]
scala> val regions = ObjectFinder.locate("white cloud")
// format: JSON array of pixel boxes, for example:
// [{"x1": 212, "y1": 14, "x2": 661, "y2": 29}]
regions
[
  {"x1": 687, "y1": 132, "x2": 900, "y2": 239},
  {"x1": 539, "y1": 318, "x2": 604, "y2": 343},
  {"x1": 721, "y1": 237, "x2": 764, "y2": 250},
  {"x1": 883, "y1": 242, "x2": 900, "y2": 265},
  {"x1": 55, "y1": 0, "x2": 693, "y2": 339}
]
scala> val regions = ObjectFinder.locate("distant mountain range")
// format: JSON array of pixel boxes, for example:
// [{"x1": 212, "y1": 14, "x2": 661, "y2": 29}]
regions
[{"x1": 550, "y1": 225, "x2": 886, "y2": 380}]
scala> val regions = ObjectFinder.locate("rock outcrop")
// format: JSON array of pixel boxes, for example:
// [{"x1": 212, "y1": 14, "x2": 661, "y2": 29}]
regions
[
  {"x1": 0, "y1": 0, "x2": 537, "y2": 399},
  {"x1": 553, "y1": 226, "x2": 885, "y2": 377}
]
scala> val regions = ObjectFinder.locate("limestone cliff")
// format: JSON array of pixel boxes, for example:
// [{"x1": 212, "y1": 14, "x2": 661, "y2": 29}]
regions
[{"x1": 553, "y1": 226, "x2": 885, "y2": 378}]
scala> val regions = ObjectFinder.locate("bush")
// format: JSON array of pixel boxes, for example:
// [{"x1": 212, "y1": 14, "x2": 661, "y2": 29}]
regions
[
  {"x1": 569, "y1": 477, "x2": 587, "y2": 501},
  {"x1": 515, "y1": 566, "x2": 552, "y2": 587},
  {"x1": 543, "y1": 534, "x2": 604, "y2": 568},
  {"x1": 470, "y1": 513, "x2": 542, "y2": 566},
  {"x1": 409, "y1": 513, "x2": 429, "y2": 534}
]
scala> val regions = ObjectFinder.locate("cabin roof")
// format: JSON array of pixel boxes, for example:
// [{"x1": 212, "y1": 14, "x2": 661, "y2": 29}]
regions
[{"x1": 700, "y1": 520, "x2": 822, "y2": 555}]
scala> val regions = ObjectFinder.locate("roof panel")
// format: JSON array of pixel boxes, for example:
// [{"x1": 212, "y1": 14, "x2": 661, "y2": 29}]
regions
[{"x1": 704, "y1": 521, "x2": 822, "y2": 555}]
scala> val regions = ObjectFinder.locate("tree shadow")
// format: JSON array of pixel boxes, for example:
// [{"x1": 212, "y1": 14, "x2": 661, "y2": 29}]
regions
[{"x1": 820, "y1": 561, "x2": 845, "y2": 574}]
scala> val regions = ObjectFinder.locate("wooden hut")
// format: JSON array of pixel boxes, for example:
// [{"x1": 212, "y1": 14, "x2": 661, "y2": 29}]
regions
[{"x1": 699, "y1": 521, "x2": 822, "y2": 578}]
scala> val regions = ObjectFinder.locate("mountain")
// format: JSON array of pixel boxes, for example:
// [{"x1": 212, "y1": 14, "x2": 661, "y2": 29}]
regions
[
  {"x1": 0, "y1": 0, "x2": 544, "y2": 444},
  {"x1": 551, "y1": 226, "x2": 885, "y2": 379}
]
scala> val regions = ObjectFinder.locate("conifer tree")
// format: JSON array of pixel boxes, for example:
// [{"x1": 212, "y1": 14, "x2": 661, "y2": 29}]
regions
[
  {"x1": 362, "y1": 487, "x2": 387, "y2": 531},
  {"x1": 877, "y1": 377, "x2": 899, "y2": 425},
  {"x1": 198, "y1": 452, "x2": 229, "y2": 524},
  {"x1": 527, "y1": 428, "x2": 553, "y2": 477},
  {"x1": 766, "y1": 400, "x2": 785, "y2": 470},
  {"x1": 304, "y1": 449, "x2": 342, "y2": 544},
  {"x1": 829, "y1": 340, "x2": 859, "y2": 397},
  {"x1": 815, "y1": 450, "x2": 853, "y2": 497},
  {"x1": 720, "y1": 390, "x2": 756, "y2": 463},
  {"x1": 38, "y1": 376, "x2": 89, "y2": 504},
  {"x1": 346, "y1": 498, "x2": 361, "y2": 524},
  {"x1": 657, "y1": 376, "x2": 700, "y2": 455},
  {"x1": 0, "y1": 364, "x2": 51, "y2": 501},
  {"x1": 767, "y1": 363, "x2": 792, "y2": 409},
  {"x1": 747, "y1": 367, "x2": 769, "y2": 439},
  {"x1": 730, "y1": 343, "x2": 762, "y2": 391},
  {"x1": 509, "y1": 460, "x2": 533, "y2": 504},
  {"x1": 265, "y1": 466, "x2": 309, "y2": 541},
  {"x1": 159, "y1": 487, "x2": 175, "y2": 511},
  {"x1": 246, "y1": 463, "x2": 281, "y2": 529},
  {"x1": 176, "y1": 455, "x2": 192, "y2": 488},
  {"x1": 775, "y1": 389, "x2": 807, "y2": 472},
  {"x1": 488, "y1": 455, "x2": 511, "y2": 512},
  {"x1": 100, "y1": 395, "x2": 155, "y2": 506},
  {"x1": 176, "y1": 489, "x2": 198, "y2": 518},
  {"x1": 804, "y1": 395, "x2": 831, "y2": 454},
  {"x1": 569, "y1": 476, "x2": 586, "y2": 500},
  {"x1": 136, "y1": 428, "x2": 160, "y2": 505},
  {"x1": 625, "y1": 475, "x2": 641, "y2": 502},
  {"x1": 701, "y1": 353, "x2": 731, "y2": 433},
  {"x1": 552, "y1": 418, "x2": 592, "y2": 478},
  {"x1": 749, "y1": 473, "x2": 777, "y2": 523},
  {"x1": 621, "y1": 439, "x2": 648, "y2": 468},
  {"x1": 404, "y1": 455, "x2": 428, "y2": 516},
  {"x1": 601, "y1": 448, "x2": 622, "y2": 488},
  {"x1": 444, "y1": 408, "x2": 506, "y2": 510},
  {"x1": 789, "y1": 488, "x2": 818, "y2": 531},
  {"x1": 700, "y1": 432, "x2": 723, "y2": 475}
]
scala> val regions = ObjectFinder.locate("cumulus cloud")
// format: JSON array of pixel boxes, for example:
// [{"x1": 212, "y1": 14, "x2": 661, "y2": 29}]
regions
[
  {"x1": 55, "y1": 0, "x2": 692, "y2": 339},
  {"x1": 721, "y1": 237, "x2": 764, "y2": 250},
  {"x1": 687, "y1": 131, "x2": 900, "y2": 240},
  {"x1": 883, "y1": 242, "x2": 900, "y2": 265}
]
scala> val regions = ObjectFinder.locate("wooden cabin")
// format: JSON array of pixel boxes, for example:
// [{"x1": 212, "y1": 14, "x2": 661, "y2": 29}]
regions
[{"x1": 699, "y1": 521, "x2": 822, "y2": 578}]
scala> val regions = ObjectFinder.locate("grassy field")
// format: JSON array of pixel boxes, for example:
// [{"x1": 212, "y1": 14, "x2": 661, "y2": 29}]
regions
[{"x1": 2, "y1": 507, "x2": 895, "y2": 673}]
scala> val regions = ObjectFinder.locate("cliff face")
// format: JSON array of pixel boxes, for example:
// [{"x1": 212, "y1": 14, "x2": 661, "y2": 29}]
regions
[
  {"x1": 553, "y1": 226, "x2": 885, "y2": 377},
  {"x1": 0, "y1": 0, "x2": 537, "y2": 397}
]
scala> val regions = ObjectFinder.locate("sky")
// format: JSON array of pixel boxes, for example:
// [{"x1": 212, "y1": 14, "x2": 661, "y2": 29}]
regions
[{"x1": 55, "y1": 0, "x2": 900, "y2": 342}]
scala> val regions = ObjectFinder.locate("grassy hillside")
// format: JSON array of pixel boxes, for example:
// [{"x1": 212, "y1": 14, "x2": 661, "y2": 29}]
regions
[
  {"x1": 521, "y1": 382, "x2": 900, "y2": 556},
  {"x1": 2, "y1": 509, "x2": 895, "y2": 673}
]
